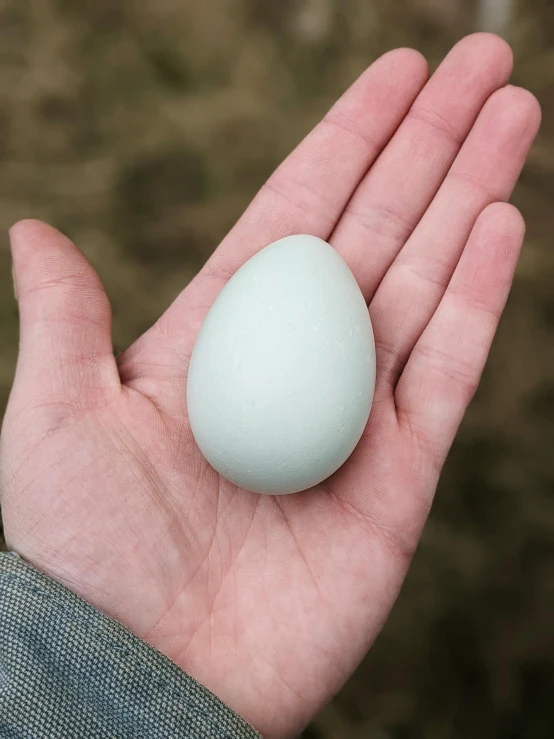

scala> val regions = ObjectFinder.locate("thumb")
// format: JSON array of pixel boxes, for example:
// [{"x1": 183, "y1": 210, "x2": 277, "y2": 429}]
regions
[{"x1": 10, "y1": 220, "x2": 120, "y2": 409}]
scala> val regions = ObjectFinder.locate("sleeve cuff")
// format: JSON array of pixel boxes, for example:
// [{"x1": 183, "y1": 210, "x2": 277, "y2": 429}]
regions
[{"x1": 0, "y1": 551, "x2": 261, "y2": 738}]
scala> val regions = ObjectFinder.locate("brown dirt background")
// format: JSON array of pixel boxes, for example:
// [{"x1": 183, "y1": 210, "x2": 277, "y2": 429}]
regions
[{"x1": 0, "y1": 1, "x2": 553, "y2": 736}]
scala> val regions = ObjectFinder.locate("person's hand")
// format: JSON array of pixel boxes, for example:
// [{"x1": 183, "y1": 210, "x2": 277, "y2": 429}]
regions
[{"x1": 0, "y1": 34, "x2": 540, "y2": 738}]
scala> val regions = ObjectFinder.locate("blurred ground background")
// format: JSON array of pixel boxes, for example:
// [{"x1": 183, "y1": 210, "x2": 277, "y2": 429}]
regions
[{"x1": 0, "y1": 0, "x2": 553, "y2": 736}]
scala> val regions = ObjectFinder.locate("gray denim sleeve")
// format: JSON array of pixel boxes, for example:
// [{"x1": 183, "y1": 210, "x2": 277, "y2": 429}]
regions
[{"x1": 0, "y1": 552, "x2": 261, "y2": 739}]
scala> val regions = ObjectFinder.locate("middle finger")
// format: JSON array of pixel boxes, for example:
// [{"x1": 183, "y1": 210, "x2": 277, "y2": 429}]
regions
[{"x1": 330, "y1": 33, "x2": 513, "y2": 300}]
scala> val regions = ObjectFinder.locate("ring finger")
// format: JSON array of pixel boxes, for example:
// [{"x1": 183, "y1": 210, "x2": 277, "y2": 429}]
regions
[{"x1": 370, "y1": 84, "x2": 541, "y2": 390}]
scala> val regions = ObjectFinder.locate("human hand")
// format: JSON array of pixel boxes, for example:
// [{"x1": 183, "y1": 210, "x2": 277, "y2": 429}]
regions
[{"x1": 1, "y1": 34, "x2": 540, "y2": 738}]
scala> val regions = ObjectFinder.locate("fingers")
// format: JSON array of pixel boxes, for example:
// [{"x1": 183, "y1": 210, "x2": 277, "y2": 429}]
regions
[
  {"x1": 395, "y1": 203, "x2": 525, "y2": 466},
  {"x1": 330, "y1": 33, "x2": 514, "y2": 299},
  {"x1": 9, "y1": 220, "x2": 120, "y2": 409},
  {"x1": 370, "y1": 86, "x2": 541, "y2": 389}
]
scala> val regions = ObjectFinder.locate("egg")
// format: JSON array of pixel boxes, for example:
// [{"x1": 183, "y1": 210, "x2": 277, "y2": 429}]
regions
[{"x1": 187, "y1": 234, "x2": 376, "y2": 495}]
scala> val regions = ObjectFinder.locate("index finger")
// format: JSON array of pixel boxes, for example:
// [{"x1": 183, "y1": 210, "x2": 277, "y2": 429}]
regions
[
  {"x1": 176, "y1": 48, "x2": 428, "y2": 309},
  {"x1": 121, "y1": 47, "x2": 427, "y2": 401}
]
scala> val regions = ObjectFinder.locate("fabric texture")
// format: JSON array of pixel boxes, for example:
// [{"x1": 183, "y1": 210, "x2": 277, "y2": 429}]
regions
[{"x1": 0, "y1": 552, "x2": 261, "y2": 738}]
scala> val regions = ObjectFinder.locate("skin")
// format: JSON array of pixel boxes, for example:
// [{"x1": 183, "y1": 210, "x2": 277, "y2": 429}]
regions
[{"x1": 0, "y1": 33, "x2": 541, "y2": 739}]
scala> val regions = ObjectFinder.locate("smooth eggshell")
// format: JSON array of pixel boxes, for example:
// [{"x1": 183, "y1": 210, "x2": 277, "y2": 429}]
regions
[{"x1": 187, "y1": 234, "x2": 376, "y2": 494}]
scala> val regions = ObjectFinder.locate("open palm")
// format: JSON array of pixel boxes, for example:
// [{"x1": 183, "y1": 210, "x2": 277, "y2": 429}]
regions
[{"x1": 1, "y1": 34, "x2": 540, "y2": 738}]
